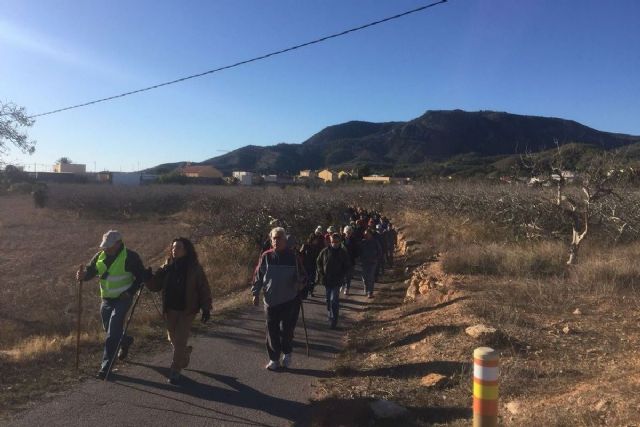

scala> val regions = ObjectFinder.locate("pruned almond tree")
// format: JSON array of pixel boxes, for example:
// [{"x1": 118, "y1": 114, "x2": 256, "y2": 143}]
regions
[{"x1": 519, "y1": 140, "x2": 629, "y2": 264}]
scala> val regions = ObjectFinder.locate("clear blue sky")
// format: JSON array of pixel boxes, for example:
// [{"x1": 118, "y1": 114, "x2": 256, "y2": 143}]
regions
[{"x1": 1, "y1": 0, "x2": 639, "y2": 172}]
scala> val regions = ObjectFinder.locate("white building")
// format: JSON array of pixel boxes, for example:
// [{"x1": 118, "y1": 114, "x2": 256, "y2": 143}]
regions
[
  {"x1": 54, "y1": 163, "x2": 86, "y2": 174},
  {"x1": 111, "y1": 172, "x2": 141, "y2": 186},
  {"x1": 232, "y1": 171, "x2": 254, "y2": 186}
]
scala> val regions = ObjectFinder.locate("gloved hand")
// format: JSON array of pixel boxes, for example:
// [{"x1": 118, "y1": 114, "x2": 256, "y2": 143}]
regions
[
  {"x1": 252, "y1": 295, "x2": 259, "y2": 306},
  {"x1": 200, "y1": 309, "x2": 211, "y2": 323}
]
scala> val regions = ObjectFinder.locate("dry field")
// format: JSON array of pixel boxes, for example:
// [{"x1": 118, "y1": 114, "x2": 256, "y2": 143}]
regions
[
  {"x1": 312, "y1": 202, "x2": 640, "y2": 426},
  {"x1": 0, "y1": 183, "x2": 349, "y2": 415},
  {"x1": 3, "y1": 181, "x2": 640, "y2": 425}
]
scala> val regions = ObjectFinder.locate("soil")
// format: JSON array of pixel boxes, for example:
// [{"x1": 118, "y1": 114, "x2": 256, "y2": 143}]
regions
[{"x1": 310, "y1": 227, "x2": 640, "y2": 426}]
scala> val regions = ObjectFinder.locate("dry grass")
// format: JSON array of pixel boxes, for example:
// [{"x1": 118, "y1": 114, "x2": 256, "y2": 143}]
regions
[
  {"x1": 0, "y1": 184, "x2": 352, "y2": 416},
  {"x1": 198, "y1": 235, "x2": 258, "y2": 297},
  {"x1": 5, "y1": 181, "x2": 640, "y2": 424},
  {"x1": 314, "y1": 201, "x2": 640, "y2": 426},
  {"x1": 442, "y1": 241, "x2": 567, "y2": 277}
]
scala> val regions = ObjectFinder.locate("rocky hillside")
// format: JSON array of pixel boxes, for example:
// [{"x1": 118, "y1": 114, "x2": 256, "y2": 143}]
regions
[{"x1": 149, "y1": 110, "x2": 640, "y2": 176}]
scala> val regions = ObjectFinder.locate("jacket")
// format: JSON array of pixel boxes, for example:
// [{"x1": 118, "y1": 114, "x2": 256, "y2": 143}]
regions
[
  {"x1": 147, "y1": 261, "x2": 212, "y2": 315},
  {"x1": 251, "y1": 248, "x2": 306, "y2": 308},
  {"x1": 342, "y1": 236, "x2": 359, "y2": 264},
  {"x1": 316, "y1": 246, "x2": 351, "y2": 288},
  {"x1": 359, "y1": 238, "x2": 382, "y2": 265}
]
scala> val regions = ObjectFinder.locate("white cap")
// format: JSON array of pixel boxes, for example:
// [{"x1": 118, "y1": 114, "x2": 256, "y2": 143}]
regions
[{"x1": 99, "y1": 230, "x2": 122, "y2": 249}]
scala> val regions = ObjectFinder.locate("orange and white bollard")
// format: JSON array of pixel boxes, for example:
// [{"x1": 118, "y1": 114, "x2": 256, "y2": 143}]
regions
[{"x1": 473, "y1": 347, "x2": 499, "y2": 427}]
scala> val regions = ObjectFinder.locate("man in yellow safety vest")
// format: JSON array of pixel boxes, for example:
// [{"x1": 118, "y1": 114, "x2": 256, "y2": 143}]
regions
[{"x1": 76, "y1": 230, "x2": 150, "y2": 379}]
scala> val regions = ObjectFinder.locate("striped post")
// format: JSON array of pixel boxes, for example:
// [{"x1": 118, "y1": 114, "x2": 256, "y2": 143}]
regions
[{"x1": 473, "y1": 347, "x2": 499, "y2": 427}]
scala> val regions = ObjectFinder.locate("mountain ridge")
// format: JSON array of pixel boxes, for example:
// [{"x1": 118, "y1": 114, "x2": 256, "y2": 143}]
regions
[{"x1": 148, "y1": 110, "x2": 640, "y2": 176}]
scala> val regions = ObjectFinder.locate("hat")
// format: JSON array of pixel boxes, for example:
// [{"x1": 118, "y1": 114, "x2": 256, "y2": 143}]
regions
[
  {"x1": 99, "y1": 230, "x2": 122, "y2": 249},
  {"x1": 315, "y1": 226, "x2": 323, "y2": 234},
  {"x1": 327, "y1": 226, "x2": 337, "y2": 233},
  {"x1": 343, "y1": 225, "x2": 353, "y2": 234},
  {"x1": 376, "y1": 224, "x2": 383, "y2": 230}
]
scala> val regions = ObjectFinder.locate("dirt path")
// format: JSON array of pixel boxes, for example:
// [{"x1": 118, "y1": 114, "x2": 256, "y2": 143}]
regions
[{"x1": 6, "y1": 285, "x2": 375, "y2": 427}]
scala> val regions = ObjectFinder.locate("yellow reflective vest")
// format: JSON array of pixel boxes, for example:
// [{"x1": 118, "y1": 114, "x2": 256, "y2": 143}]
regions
[{"x1": 96, "y1": 246, "x2": 134, "y2": 298}]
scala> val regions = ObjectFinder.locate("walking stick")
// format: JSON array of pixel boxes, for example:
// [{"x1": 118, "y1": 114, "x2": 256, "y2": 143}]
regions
[
  {"x1": 295, "y1": 259, "x2": 310, "y2": 358},
  {"x1": 75, "y1": 266, "x2": 83, "y2": 370},
  {"x1": 300, "y1": 299, "x2": 310, "y2": 357},
  {"x1": 104, "y1": 285, "x2": 144, "y2": 381}
]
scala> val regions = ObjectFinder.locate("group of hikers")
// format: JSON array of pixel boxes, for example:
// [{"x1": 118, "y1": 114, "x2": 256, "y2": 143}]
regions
[{"x1": 75, "y1": 206, "x2": 397, "y2": 383}]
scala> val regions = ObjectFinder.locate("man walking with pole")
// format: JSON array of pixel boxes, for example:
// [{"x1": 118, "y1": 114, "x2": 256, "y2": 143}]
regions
[
  {"x1": 76, "y1": 230, "x2": 150, "y2": 379},
  {"x1": 252, "y1": 227, "x2": 307, "y2": 371}
]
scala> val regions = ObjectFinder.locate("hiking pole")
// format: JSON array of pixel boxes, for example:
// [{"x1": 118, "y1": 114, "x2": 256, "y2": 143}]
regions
[
  {"x1": 75, "y1": 266, "x2": 83, "y2": 370},
  {"x1": 299, "y1": 299, "x2": 310, "y2": 357},
  {"x1": 104, "y1": 285, "x2": 144, "y2": 381}
]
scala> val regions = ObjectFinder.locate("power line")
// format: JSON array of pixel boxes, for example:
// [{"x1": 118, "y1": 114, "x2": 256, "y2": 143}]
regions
[{"x1": 30, "y1": 0, "x2": 447, "y2": 118}]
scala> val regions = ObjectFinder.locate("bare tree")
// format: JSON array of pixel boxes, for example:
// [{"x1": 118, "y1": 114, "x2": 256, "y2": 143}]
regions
[
  {"x1": 519, "y1": 141, "x2": 629, "y2": 264},
  {"x1": 0, "y1": 101, "x2": 36, "y2": 158}
]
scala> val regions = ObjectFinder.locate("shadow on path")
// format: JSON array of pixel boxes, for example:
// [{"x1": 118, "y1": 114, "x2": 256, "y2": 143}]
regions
[{"x1": 114, "y1": 363, "x2": 307, "y2": 425}]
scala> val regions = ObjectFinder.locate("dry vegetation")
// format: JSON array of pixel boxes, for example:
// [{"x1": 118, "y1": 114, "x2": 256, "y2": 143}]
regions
[
  {"x1": 3, "y1": 181, "x2": 640, "y2": 425},
  {"x1": 311, "y1": 183, "x2": 640, "y2": 426},
  {"x1": 0, "y1": 184, "x2": 350, "y2": 415}
]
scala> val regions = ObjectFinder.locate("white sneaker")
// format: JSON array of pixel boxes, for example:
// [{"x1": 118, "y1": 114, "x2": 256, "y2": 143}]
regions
[
  {"x1": 265, "y1": 360, "x2": 280, "y2": 371},
  {"x1": 282, "y1": 353, "x2": 292, "y2": 368}
]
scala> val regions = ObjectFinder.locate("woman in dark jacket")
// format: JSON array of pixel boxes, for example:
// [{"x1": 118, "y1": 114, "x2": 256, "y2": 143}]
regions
[
  {"x1": 147, "y1": 237, "x2": 212, "y2": 385},
  {"x1": 299, "y1": 233, "x2": 324, "y2": 297}
]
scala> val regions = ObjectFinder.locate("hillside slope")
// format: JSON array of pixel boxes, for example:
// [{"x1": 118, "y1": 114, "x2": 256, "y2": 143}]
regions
[{"x1": 148, "y1": 110, "x2": 640, "y2": 176}]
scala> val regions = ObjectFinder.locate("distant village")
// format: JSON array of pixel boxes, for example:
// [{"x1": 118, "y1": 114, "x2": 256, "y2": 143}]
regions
[{"x1": 21, "y1": 160, "x2": 411, "y2": 186}]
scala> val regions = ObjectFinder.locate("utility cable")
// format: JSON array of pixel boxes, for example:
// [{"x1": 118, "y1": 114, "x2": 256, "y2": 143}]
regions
[{"x1": 30, "y1": 0, "x2": 447, "y2": 118}]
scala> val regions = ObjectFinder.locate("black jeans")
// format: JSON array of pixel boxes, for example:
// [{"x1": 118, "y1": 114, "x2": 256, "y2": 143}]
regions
[{"x1": 265, "y1": 298, "x2": 299, "y2": 362}]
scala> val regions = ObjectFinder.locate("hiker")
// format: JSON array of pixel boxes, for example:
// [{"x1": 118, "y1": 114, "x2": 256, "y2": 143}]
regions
[
  {"x1": 300, "y1": 233, "x2": 324, "y2": 297},
  {"x1": 374, "y1": 224, "x2": 387, "y2": 280},
  {"x1": 324, "y1": 226, "x2": 338, "y2": 246},
  {"x1": 146, "y1": 237, "x2": 212, "y2": 385},
  {"x1": 341, "y1": 225, "x2": 359, "y2": 295},
  {"x1": 75, "y1": 230, "x2": 150, "y2": 379},
  {"x1": 385, "y1": 223, "x2": 398, "y2": 267},
  {"x1": 359, "y1": 228, "x2": 382, "y2": 298},
  {"x1": 316, "y1": 233, "x2": 351, "y2": 329},
  {"x1": 252, "y1": 227, "x2": 307, "y2": 370},
  {"x1": 353, "y1": 219, "x2": 365, "y2": 242}
]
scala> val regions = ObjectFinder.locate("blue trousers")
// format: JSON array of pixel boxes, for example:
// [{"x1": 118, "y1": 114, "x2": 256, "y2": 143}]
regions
[
  {"x1": 100, "y1": 296, "x2": 133, "y2": 372},
  {"x1": 325, "y1": 286, "x2": 340, "y2": 327},
  {"x1": 343, "y1": 266, "x2": 355, "y2": 291},
  {"x1": 361, "y1": 263, "x2": 377, "y2": 294}
]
